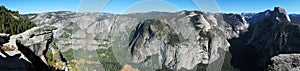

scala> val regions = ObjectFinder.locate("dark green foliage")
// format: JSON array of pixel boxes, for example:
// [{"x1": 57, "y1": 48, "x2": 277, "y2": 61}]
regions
[
  {"x1": 142, "y1": 56, "x2": 152, "y2": 62},
  {"x1": 62, "y1": 49, "x2": 75, "y2": 61},
  {"x1": 62, "y1": 22, "x2": 80, "y2": 34},
  {"x1": 221, "y1": 52, "x2": 240, "y2": 71},
  {"x1": 61, "y1": 49, "x2": 79, "y2": 70},
  {"x1": 196, "y1": 63, "x2": 208, "y2": 71},
  {"x1": 167, "y1": 33, "x2": 180, "y2": 46},
  {"x1": 0, "y1": 6, "x2": 36, "y2": 34},
  {"x1": 45, "y1": 43, "x2": 68, "y2": 70},
  {"x1": 96, "y1": 47, "x2": 122, "y2": 71},
  {"x1": 156, "y1": 65, "x2": 173, "y2": 71},
  {"x1": 129, "y1": 19, "x2": 182, "y2": 48},
  {"x1": 59, "y1": 32, "x2": 70, "y2": 38},
  {"x1": 129, "y1": 30, "x2": 136, "y2": 41}
]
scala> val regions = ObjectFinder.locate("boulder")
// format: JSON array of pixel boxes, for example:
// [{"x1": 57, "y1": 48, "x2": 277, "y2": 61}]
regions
[{"x1": 268, "y1": 54, "x2": 300, "y2": 71}]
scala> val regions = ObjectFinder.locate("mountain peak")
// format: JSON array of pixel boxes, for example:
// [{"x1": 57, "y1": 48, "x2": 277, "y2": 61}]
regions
[{"x1": 272, "y1": 7, "x2": 291, "y2": 22}]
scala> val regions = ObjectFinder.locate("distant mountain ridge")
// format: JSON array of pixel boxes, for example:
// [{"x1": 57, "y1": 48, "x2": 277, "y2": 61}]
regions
[
  {"x1": 289, "y1": 14, "x2": 300, "y2": 24},
  {"x1": 2, "y1": 6, "x2": 298, "y2": 71}
]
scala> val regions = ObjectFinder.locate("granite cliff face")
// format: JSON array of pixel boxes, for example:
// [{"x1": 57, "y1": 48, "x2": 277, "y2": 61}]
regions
[
  {"x1": 230, "y1": 7, "x2": 300, "y2": 71},
  {"x1": 23, "y1": 10, "x2": 249, "y2": 70},
  {"x1": 19, "y1": 7, "x2": 300, "y2": 71},
  {"x1": 0, "y1": 25, "x2": 68, "y2": 71},
  {"x1": 126, "y1": 12, "x2": 249, "y2": 70},
  {"x1": 247, "y1": 7, "x2": 300, "y2": 69}
]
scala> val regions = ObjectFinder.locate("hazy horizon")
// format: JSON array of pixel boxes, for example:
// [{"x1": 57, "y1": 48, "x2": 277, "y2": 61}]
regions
[{"x1": 1, "y1": 0, "x2": 299, "y2": 14}]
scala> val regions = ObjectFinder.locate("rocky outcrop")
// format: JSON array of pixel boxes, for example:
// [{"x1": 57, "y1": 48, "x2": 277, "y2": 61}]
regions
[
  {"x1": 0, "y1": 25, "x2": 68, "y2": 71},
  {"x1": 125, "y1": 11, "x2": 249, "y2": 70},
  {"x1": 272, "y1": 7, "x2": 291, "y2": 22},
  {"x1": 247, "y1": 7, "x2": 300, "y2": 67},
  {"x1": 230, "y1": 7, "x2": 300, "y2": 71},
  {"x1": 268, "y1": 54, "x2": 300, "y2": 71}
]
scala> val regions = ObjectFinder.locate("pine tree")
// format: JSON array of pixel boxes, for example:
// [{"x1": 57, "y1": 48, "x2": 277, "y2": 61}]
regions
[{"x1": 0, "y1": 6, "x2": 36, "y2": 35}]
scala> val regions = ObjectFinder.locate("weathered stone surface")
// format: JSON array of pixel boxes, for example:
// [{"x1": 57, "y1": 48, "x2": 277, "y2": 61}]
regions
[
  {"x1": 124, "y1": 12, "x2": 248, "y2": 70},
  {"x1": 229, "y1": 7, "x2": 300, "y2": 71},
  {"x1": 0, "y1": 26, "x2": 68, "y2": 71},
  {"x1": 246, "y1": 7, "x2": 300, "y2": 67},
  {"x1": 268, "y1": 54, "x2": 300, "y2": 71},
  {"x1": 272, "y1": 7, "x2": 291, "y2": 22}
]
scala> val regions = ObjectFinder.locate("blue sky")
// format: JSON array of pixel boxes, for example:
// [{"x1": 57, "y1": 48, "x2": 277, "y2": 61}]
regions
[{"x1": 0, "y1": 0, "x2": 299, "y2": 14}]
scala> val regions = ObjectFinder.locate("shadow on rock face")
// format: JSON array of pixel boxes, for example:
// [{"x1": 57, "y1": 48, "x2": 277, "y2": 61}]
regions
[
  {"x1": 0, "y1": 49, "x2": 34, "y2": 71},
  {"x1": 228, "y1": 26, "x2": 266, "y2": 71},
  {"x1": 15, "y1": 41, "x2": 50, "y2": 71},
  {"x1": 228, "y1": 31, "x2": 265, "y2": 71}
]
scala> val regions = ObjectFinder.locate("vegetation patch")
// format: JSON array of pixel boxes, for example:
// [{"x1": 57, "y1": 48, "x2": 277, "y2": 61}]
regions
[
  {"x1": 0, "y1": 6, "x2": 36, "y2": 34},
  {"x1": 62, "y1": 49, "x2": 75, "y2": 61},
  {"x1": 129, "y1": 30, "x2": 136, "y2": 41},
  {"x1": 196, "y1": 63, "x2": 208, "y2": 71},
  {"x1": 59, "y1": 32, "x2": 70, "y2": 38},
  {"x1": 61, "y1": 49, "x2": 78, "y2": 70},
  {"x1": 156, "y1": 65, "x2": 173, "y2": 71},
  {"x1": 96, "y1": 47, "x2": 123, "y2": 71},
  {"x1": 142, "y1": 56, "x2": 152, "y2": 63},
  {"x1": 167, "y1": 33, "x2": 180, "y2": 46},
  {"x1": 46, "y1": 50, "x2": 66, "y2": 70},
  {"x1": 129, "y1": 19, "x2": 182, "y2": 48},
  {"x1": 45, "y1": 43, "x2": 71, "y2": 70},
  {"x1": 221, "y1": 51, "x2": 240, "y2": 71},
  {"x1": 63, "y1": 22, "x2": 80, "y2": 33}
]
